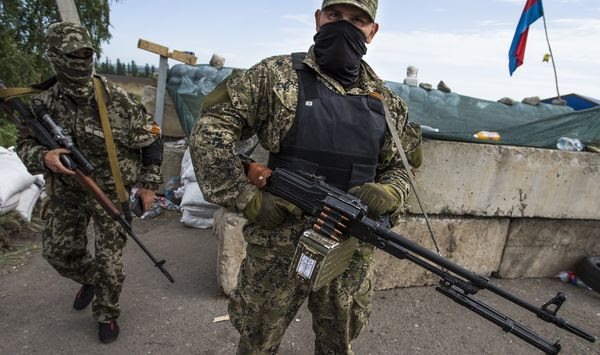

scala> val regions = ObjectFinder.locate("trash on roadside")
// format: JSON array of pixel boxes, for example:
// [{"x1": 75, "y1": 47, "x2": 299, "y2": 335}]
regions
[
  {"x1": 129, "y1": 187, "x2": 181, "y2": 220},
  {"x1": 212, "y1": 315, "x2": 230, "y2": 323},
  {"x1": 556, "y1": 137, "x2": 584, "y2": 152},
  {"x1": 555, "y1": 271, "x2": 592, "y2": 291},
  {"x1": 473, "y1": 131, "x2": 501, "y2": 142}
]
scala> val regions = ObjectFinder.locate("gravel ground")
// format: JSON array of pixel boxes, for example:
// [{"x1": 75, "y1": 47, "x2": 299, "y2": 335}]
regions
[{"x1": 0, "y1": 211, "x2": 598, "y2": 355}]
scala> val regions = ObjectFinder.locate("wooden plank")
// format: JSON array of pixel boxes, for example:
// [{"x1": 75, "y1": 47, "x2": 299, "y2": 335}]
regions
[
  {"x1": 154, "y1": 56, "x2": 169, "y2": 130},
  {"x1": 56, "y1": 0, "x2": 81, "y2": 25},
  {"x1": 137, "y1": 39, "x2": 169, "y2": 57},
  {"x1": 169, "y1": 50, "x2": 197, "y2": 65}
]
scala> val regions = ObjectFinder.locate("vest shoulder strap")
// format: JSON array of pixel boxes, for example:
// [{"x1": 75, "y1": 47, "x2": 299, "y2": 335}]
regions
[
  {"x1": 291, "y1": 52, "x2": 308, "y2": 70},
  {"x1": 291, "y1": 52, "x2": 319, "y2": 100}
]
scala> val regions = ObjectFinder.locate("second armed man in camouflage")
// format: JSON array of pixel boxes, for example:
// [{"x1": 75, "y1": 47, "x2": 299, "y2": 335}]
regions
[
  {"x1": 17, "y1": 22, "x2": 163, "y2": 344},
  {"x1": 190, "y1": 0, "x2": 422, "y2": 353}
]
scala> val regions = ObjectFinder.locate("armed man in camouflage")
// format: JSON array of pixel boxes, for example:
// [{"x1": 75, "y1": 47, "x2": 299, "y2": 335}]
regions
[
  {"x1": 190, "y1": 0, "x2": 422, "y2": 353},
  {"x1": 17, "y1": 22, "x2": 163, "y2": 344}
]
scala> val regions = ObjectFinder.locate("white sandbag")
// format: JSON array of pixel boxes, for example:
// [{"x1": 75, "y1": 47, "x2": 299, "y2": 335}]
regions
[
  {"x1": 180, "y1": 209, "x2": 214, "y2": 229},
  {"x1": 181, "y1": 205, "x2": 219, "y2": 219},
  {"x1": 0, "y1": 146, "x2": 36, "y2": 204},
  {"x1": 180, "y1": 148, "x2": 197, "y2": 184},
  {"x1": 0, "y1": 193, "x2": 20, "y2": 215},
  {"x1": 15, "y1": 176, "x2": 44, "y2": 222},
  {"x1": 180, "y1": 182, "x2": 218, "y2": 209}
]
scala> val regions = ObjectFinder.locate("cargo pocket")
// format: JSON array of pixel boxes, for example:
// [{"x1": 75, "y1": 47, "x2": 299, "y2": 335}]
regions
[{"x1": 350, "y1": 278, "x2": 374, "y2": 340}]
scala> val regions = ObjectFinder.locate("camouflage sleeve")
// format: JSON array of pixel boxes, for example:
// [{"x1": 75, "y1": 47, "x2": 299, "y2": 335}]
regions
[
  {"x1": 139, "y1": 164, "x2": 162, "y2": 190},
  {"x1": 189, "y1": 62, "x2": 273, "y2": 209},
  {"x1": 109, "y1": 82, "x2": 163, "y2": 189},
  {"x1": 16, "y1": 134, "x2": 49, "y2": 175},
  {"x1": 16, "y1": 93, "x2": 52, "y2": 175},
  {"x1": 375, "y1": 89, "x2": 423, "y2": 213}
]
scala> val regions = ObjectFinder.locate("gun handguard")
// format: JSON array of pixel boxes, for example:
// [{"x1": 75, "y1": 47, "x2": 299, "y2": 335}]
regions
[{"x1": 240, "y1": 155, "x2": 596, "y2": 354}]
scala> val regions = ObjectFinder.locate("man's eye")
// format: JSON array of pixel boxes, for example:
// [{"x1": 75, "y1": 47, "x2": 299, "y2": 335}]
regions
[{"x1": 352, "y1": 17, "x2": 366, "y2": 25}]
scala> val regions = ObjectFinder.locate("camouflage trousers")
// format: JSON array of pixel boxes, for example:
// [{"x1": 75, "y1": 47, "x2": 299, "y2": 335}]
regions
[
  {"x1": 229, "y1": 220, "x2": 375, "y2": 355},
  {"x1": 42, "y1": 188, "x2": 127, "y2": 322}
]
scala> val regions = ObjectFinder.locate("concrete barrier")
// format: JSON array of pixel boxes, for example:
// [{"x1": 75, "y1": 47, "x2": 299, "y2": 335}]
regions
[
  {"x1": 158, "y1": 141, "x2": 186, "y2": 194},
  {"x1": 408, "y1": 140, "x2": 600, "y2": 220},
  {"x1": 373, "y1": 215, "x2": 509, "y2": 289},
  {"x1": 213, "y1": 209, "x2": 246, "y2": 297},
  {"x1": 497, "y1": 219, "x2": 600, "y2": 278}
]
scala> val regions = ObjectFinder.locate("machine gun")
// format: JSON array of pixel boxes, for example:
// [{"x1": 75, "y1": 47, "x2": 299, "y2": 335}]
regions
[
  {"x1": 0, "y1": 81, "x2": 174, "y2": 283},
  {"x1": 240, "y1": 155, "x2": 596, "y2": 354}
]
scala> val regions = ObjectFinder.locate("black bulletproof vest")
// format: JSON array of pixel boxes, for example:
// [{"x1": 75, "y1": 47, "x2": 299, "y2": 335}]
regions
[{"x1": 268, "y1": 52, "x2": 387, "y2": 191}]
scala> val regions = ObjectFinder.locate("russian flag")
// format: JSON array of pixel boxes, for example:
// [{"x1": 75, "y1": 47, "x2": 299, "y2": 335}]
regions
[{"x1": 508, "y1": 0, "x2": 544, "y2": 75}]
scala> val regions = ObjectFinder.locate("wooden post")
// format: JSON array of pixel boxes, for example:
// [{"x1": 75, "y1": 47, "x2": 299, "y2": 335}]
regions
[
  {"x1": 137, "y1": 39, "x2": 197, "y2": 131},
  {"x1": 154, "y1": 56, "x2": 169, "y2": 129},
  {"x1": 55, "y1": 0, "x2": 81, "y2": 25}
]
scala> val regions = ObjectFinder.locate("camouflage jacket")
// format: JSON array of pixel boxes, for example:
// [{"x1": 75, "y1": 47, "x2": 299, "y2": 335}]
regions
[
  {"x1": 17, "y1": 75, "x2": 162, "y2": 192},
  {"x1": 190, "y1": 47, "x2": 422, "y2": 213}
]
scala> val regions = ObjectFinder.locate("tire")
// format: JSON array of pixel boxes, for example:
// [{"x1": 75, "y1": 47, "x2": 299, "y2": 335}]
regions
[{"x1": 576, "y1": 256, "x2": 600, "y2": 293}]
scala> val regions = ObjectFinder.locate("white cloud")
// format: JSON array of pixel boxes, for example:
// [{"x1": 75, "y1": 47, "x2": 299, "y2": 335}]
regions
[{"x1": 365, "y1": 17, "x2": 600, "y2": 101}]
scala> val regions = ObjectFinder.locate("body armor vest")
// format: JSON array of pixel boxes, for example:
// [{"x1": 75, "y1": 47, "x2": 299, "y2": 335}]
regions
[{"x1": 268, "y1": 53, "x2": 387, "y2": 191}]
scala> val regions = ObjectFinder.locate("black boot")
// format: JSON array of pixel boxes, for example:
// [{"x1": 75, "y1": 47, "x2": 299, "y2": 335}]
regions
[
  {"x1": 72, "y1": 284, "x2": 94, "y2": 310},
  {"x1": 98, "y1": 320, "x2": 119, "y2": 343}
]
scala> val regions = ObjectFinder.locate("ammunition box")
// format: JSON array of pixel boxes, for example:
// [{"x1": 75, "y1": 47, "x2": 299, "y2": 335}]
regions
[{"x1": 289, "y1": 229, "x2": 358, "y2": 290}]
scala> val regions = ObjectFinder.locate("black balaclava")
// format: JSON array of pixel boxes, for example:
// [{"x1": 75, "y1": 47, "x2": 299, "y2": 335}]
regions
[{"x1": 313, "y1": 20, "x2": 368, "y2": 87}]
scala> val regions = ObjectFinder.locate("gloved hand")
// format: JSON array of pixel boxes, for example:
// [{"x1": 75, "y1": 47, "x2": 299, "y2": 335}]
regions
[
  {"x1": 243, "y1": 190, "x2": 302, "y2": 228},
  {"x1": 348, "y1": 183, "x2": 402, "y2": 218}
]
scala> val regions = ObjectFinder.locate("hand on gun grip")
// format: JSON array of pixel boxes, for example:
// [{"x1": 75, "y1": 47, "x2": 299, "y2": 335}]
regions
[
  {"x1": 43, "y1": 148, "x2": 75, "y2": 175},
  {"x1": 243, "y1": 190, "x2": 302, "y2": 228},
  {"x1": 348, "y1": 183, "x2": 401, "y2": 218}
]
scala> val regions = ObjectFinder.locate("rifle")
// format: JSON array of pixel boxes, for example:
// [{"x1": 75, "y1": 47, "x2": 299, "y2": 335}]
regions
[
  {"x1": 0, "y1": 81, "x2": 174, "y2": 283},
  {"x1": 240, "y1": 154, "x2": 596, "y2": 354}
]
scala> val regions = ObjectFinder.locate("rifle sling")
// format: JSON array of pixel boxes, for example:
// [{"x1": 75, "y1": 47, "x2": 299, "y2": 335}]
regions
[
  {"x1": 381, "y1": 95, "x2": 442, "y2": 256},
  {"x1": 92, "y1": 77, "x2": 129, "y2": 207},
  {"x1": 0, "y1": 87, "x2": 41, "y2": 101}
]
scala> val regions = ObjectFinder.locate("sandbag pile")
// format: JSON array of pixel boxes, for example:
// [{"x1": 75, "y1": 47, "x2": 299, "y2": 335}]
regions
[
  {"x1": 0, "y1": 146, "x2": 44, "y2": 221},
  {"x1": 175, "y1": 148, "x2": 219, "y2": 228}
]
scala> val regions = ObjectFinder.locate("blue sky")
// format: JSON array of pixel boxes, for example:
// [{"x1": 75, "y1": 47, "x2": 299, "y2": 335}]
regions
[{"x1": 102, "y1": 0, "x2": 600, "y2": 101}]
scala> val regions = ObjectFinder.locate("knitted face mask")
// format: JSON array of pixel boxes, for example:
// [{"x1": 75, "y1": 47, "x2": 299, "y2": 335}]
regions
[
  {"x1": 313, "y1": 20, "x2": 367, "y2": 87},
  {"x1": 48, "y1": 47, "x2": 94, "y2": 102}
]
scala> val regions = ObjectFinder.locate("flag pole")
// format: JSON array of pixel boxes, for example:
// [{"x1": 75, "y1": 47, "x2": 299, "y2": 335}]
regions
[{"x1": 541, "y1": 13, "x2": 561, "y2": 100}]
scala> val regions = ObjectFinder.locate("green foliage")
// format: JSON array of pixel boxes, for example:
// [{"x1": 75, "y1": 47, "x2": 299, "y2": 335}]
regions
[
  {"x1": 0, "y1": 0, "x2": 117, "y2": 87},
  {"x1": 0, "y1": 116, "x2": 17, "y2": 147},
  {"x1": 0, "y1": 1, "x2": 118, "y2": 147}
]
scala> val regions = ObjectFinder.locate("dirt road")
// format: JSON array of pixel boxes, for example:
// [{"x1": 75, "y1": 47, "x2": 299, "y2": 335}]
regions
[{"x1": 1, "y1": 211, "x2": 598, "y2": 354}]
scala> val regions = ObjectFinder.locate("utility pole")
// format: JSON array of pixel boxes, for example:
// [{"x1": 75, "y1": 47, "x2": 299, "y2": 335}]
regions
[{"x1": 55, "y1": 0, "x2": 81, "y2": 25}]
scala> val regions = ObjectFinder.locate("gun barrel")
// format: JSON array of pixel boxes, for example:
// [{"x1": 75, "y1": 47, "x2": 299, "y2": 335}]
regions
[
  {"x1": 437, "y1": 284, "x2": 561, "y2": 354},
  {"x1": 73, "y1": 171, "x2": 175, "y2": 284}
]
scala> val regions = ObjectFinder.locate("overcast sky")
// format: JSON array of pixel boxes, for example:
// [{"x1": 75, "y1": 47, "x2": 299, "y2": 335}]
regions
[{"x1": 101, "y1": 0, "x2": 600, "y2": 102}]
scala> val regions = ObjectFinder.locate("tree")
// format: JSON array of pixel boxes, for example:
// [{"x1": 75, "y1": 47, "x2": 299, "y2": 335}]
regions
[
  {"x1": 130, "y1": 60, "x2": 137, "y2": 77},
  {"x1": 115, "y1": 58, "x2": 124, "y2": 75},
  {"x1": 144, "y1": 63, "x2": 150, "y2": 77},
  {"x1": 0, "y1": 0, "x2": 117, "y2": 87},
  {"x1": 0, "y1": 0, "x2": 118, "y2": 147}
]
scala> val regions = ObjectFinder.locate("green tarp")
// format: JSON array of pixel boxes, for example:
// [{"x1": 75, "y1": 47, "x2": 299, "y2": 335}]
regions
[{"x1": 167, "y1": 63, "x2": 600, "y2": 150}]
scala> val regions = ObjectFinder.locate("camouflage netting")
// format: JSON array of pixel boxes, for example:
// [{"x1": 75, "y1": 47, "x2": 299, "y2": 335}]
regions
[
  {"x1": 167, "y1": 63, "x2": 600, "y2": 150},
  {"x1": 167, "y1": 64, "x2": 234, "y2": 136}
]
